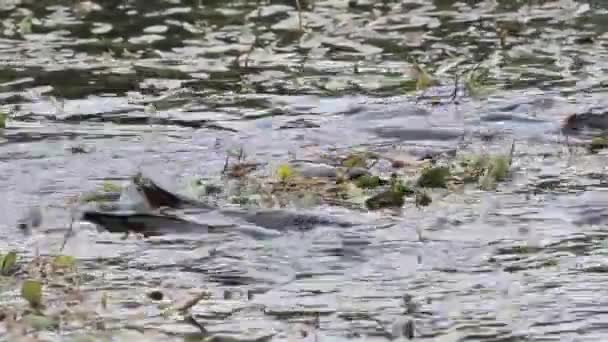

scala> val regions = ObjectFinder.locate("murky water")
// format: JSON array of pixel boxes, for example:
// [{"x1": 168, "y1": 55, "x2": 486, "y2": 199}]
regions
[{"x1": 2, "y1": 0, "x2": 608, "y2": 340}]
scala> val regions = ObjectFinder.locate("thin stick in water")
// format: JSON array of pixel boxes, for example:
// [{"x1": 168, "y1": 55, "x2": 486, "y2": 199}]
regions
[{"x1": 295, "y1": 0, "x2": 303, "y2": 32}]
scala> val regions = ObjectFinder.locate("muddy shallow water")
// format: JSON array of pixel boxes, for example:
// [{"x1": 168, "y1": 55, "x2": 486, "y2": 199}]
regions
[{"x1": 2, "y1": 0, "x2": 608, "y2": 340}]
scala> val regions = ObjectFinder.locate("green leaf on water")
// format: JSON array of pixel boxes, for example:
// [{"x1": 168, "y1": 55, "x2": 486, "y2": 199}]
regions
[
  {"x1": 21, "y1": 279, "x2": 43, "y2": 308},
  {"x1": 0, "y1": 251, "x2": 17, "y2": 276}
]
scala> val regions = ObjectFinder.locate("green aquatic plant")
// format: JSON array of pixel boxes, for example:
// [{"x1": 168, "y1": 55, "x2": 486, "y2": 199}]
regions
[
  {"x1": 589, "y1": 136, "x2": 608, "y2": 153},
  {"x1": 411, "y1": 61, "x2": 438, "y2": 91},
  {"x1": 415, "y1": 191, "x2": 432, "y2": 207},
  {"x1": 417, "y1": 166, "x2": 450, "y2": 188},
  {"x1": 80, "y1": 181, "x2": 124, "y2": 203},
  {"x1": 365, "y1": 175, "x2": 414, "y2": 210},
  {"x1": 488, "y1": 155, "x2": 510, "y2": 181},
  {"x1": 21, "y1": 279, "x2": 43, "y2": 309},
  {"x1": 342, "y1": 153, "x2": 368, "y2": 168},
  {"x1": 276, "y1": 164, "x2": 295, "y2": 182},
  {"x1": 0, "y1": 112, "x2": 6, "y2": 129},
  {"x1": 479, "y1": 155, "x2": 511, "y2": 190},
  {"x1": 23, "y1": 314, "x2": 59, "y2": 331},
  {"x1": 390, "y1": 175, "x2": 415, "y2": 195},
  {"x1": 355, "y1": 175, "x2": 383, "y2": 189},
  {"x1": 463, "y1": 65, "x2": 494, "y2": 98},
  {"x1": 459, "y1": 154, "x2": 489, "y2": 183},
  {"x1": 101, "y1": 181, "x2": 122, "y2": 193},
  {"x1": 0, "y1": 251, "x2": 17, "y2": 276},
  {"x1": 365, "y1": 189, "x2": 405, "y2": 210},
  {"x1": 18, "y1": 14, "x2": 33, "y2": 36},
  {"x1": 457, "y1": 152, "x2": 512, "y2": 189}
]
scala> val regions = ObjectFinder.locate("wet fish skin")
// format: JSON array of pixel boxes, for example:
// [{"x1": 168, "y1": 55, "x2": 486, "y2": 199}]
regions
[
  {"x1": 562, "y1": 112, "x2": 608, "y2": 134},
  {"x1": 81, "y1": 210, "x2": 209, "y2": 236},
  {"x1": 132, "y1": 172, "x2": 214, "y2": 210},
  {"x1": 219, "y1": 208, "x2": 355, "y2": 231}
]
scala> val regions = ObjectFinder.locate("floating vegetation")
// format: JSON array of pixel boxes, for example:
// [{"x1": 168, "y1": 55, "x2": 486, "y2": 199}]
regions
[
  {"x1": 101, "y1": 181, "x2": 122, "y2": 193},
  {"x1": 0, "y1": 251, "x2": 17, "y2": 276},
  {"x1": 588, "y1": 136, "x2": 608, "y2": 153},
  {"x1": 464, "y1": 65, "x2": 493, "y2": 97},
  {"x1": 455, "y1": 151, "x2": 513, "y2": 190},
  {"x1": 276, "y1": 164, "x2": 296, "y2": 182},
  {"x1": 411, "y1": 61, "x2": 438, "y2": 91},
  {"x1": 417, "y1": 166, "x2": 451, "y2": 188},
  {"x1": 0, "y1": 112, "x2": 6, "y2": 129},
  {"x1": 73, "y1": 147, "x2": 518, "y2": 220},
  {"x1": 364, "y1": 176, "x2": 415, "y2": 210},
  {"x1": 355, "y1": 175, "x2": 384, "y2": 189},
  {"x1": 21, "y1": 279, "x2": 43, "y2": 309},
  {"x1": 0, "y1": 251, "x2": 112, "y2": 335},
  {"x1": 221, "y1": 148, "x2": 260, "y2": 179},
  {"x1": 18, "y1": 14, "x2": 33, "y2": 36},
  {"x1": 52, "y1": 255, "x2": 76, "y2": 270},
  {"x1": 365, "y1": 189, "x2": 406, "y2": 210},
  {"x1": 22, "y1": 314, "x2": 59, "y2": 331},
  {"x1": 415, "y1": 191, "x2": 432, "y2": 207},
  {"x1": 342, "y1": 153, "x2": 370, "y2": 169},
  {"x1": 227, "y1": 162, "x2": 258, "y2": 178},
  {"x1": 80, "y1": 181, "x2": 123, "y2": 203}
]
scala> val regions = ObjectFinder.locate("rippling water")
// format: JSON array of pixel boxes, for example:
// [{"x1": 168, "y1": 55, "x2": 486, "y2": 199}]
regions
[{"x1": 2, "y1": 0, "x2": 608, "y2": 340}]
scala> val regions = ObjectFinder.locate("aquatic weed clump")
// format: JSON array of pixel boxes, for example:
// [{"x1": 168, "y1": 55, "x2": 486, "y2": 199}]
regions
[{"x1": 417, "y1": 166, "x2": 451, "y2": 188}]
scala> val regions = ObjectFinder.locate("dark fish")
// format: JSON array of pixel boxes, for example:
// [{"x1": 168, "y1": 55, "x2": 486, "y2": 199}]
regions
[
  {"x1": 132, "y1": 173, "x2": 213, "y2": 210},
  {"x1": 562, "y1": 112, "x2": 608, "y2": 134},
  {"x1": 82, "y1": 210, "x2": 209, "y2": 236},
  {"x1": 219, "y1": 208, "x2": 354, "y2": 231}
]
